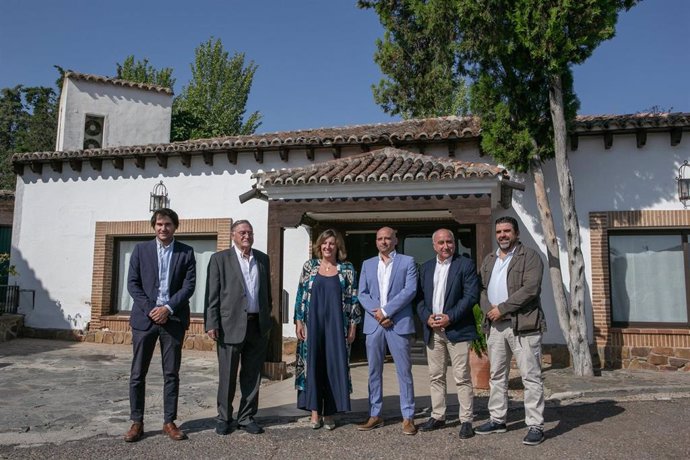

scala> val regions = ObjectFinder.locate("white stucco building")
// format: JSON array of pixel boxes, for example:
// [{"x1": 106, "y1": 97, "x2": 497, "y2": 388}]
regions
[{"x1": 10, "y1": 73, "x2": 690, "y2": 375}]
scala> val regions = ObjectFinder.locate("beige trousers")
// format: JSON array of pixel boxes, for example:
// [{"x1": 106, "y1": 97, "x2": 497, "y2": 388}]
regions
[
  {"x1": 426, "y1": 329, "x2": 474, "y2": 423},
  {"x1": 487, "y1": 320, "x2": 544, "y2": 428}
]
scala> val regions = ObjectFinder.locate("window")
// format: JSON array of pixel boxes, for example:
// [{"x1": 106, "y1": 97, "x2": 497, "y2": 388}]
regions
[
  {"x1": 609, "y1": 232, "x2": 689, "y2": 326},
  {"x1": 114, "y1": 236, "x2": 217, "y2": 315}
]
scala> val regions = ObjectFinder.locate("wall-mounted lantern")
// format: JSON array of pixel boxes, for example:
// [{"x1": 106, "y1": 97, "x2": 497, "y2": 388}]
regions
[
  {"x1": 678, "y1": 161, "x2": 690, "y2": 208},
  {"x1": 149, "y1": 180, "x2": 169, "y2": 212}
]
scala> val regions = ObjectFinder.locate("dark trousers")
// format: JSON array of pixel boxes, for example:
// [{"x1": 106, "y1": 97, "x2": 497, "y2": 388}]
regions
[
  {"x1": 216, "y1": 319, "x2": 269, "y2": 426},
  {"x1": 129, "y1": 320, "x2": 184, "y2": 424}
]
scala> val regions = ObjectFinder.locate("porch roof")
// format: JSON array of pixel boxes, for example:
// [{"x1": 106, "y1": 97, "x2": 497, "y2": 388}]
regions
[{"x1": 247, "y1": 147, "x2": 520, "y2": 209}]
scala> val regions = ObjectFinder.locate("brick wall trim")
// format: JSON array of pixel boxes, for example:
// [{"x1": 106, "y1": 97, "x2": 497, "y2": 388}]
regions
[{"x1": 90, "y1": 217, "x2": 231, "y2": 330}]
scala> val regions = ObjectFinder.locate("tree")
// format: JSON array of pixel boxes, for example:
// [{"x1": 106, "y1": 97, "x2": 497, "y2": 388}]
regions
[
  {"x1": 362, "y1": 0, "x2": 637, "y2": 376},
  {"x1": 172, "y1": 38, "x2": 261, "y2": 140},
  {"x1": 116, "y1": 55, "x2": 175, "y2": 89},
  {"x1": 358, "y1": 0, "x2": 469, "y2": 118},
  {"x1": 0, "y1": 85, "x2": 57, "y2": 189}
]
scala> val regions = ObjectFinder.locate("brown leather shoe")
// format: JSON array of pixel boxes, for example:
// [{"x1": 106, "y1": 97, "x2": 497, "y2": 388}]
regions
[
  {"x1": 163, "y1": 422, "x2": 188, "y2": 440},
  {"x1": 124, "y1": 422, "x2": 143, "y2": 442},
  {"x1": 402, "y1": 418, "x2": 417, "y2": 435},
  {"x1": 357, "y1": 416, "x2": 384, "y2": 431}
]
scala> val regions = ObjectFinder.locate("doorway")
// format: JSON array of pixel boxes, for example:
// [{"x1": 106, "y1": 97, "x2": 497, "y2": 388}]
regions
[{"x1": 338, "y1": 222, "x2": 477, "y2": 362}]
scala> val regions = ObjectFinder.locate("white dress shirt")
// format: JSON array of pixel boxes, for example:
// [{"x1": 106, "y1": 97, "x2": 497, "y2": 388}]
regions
[
  {"x1": 487, "y1": 246, "x2": 517, "y2": 306},
  {"x1": 432, "y1": 256, "x2": 452, "y2": 316},
  {"x1": 377, "y1": 250, "x2": 396, "y2": 317},
  {"x1": 233, "y1": 246, "x2": 259, "y2": 314}
]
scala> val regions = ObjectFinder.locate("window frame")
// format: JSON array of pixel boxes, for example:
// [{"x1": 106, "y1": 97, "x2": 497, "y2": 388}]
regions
[
  {"x1": 111, "y1": 234, "x2": 218, "y2": 317},
  {"x1": 607, "y1": 228, "x2": 690, "y2": 328}
]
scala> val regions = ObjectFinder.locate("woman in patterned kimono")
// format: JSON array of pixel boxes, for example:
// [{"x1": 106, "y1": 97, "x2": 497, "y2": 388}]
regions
[{"x1": 294, "y1": 228, "x2": 361, "y2": 430}]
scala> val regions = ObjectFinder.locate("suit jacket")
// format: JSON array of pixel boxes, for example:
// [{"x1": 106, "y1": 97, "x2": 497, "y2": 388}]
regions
[
  {"x1": 204, "y1": 247, "x2": 272, "y2": 344},
  {"x1": 127, "y1": 239, "x2": 197, "y2": 331},
  {"x1": 417, "y1": 254, "x2": 480, "y2": 345},
  {"x1": 358, "y1": 253, "x2": 417, "y2": 336},
  {"x1": 479, "y1": 242, "x2": 545, "y2": 335}
]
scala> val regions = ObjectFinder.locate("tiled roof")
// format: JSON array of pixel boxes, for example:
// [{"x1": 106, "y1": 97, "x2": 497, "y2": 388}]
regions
[
  {"x1": 576, "y1": 112, "x2": 690, "y2": 131},
  {"x1": 257, "y1": 147, "x2": 507, "y2": 187},
  {"x1": 65, "y1": 71, "x2": 173, "y2": 95},
  {"x1": 11, "y1": 113, "x2": 690, "y2": 165}
]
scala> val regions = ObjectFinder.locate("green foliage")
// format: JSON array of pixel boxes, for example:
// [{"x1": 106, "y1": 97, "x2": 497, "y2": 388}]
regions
[
  {"x1": 116, "y1": 55, "x2": 175, "y2": 89},
  {"x1": 0, "y1": 253, "x2": 17, "y2": 277},
  {"x1": 358, "y1": 0, "x2": 469, "y2": 118},
  {"x1": 456, "y1": 0, "x2": 634, "y2": 169},
  {"x1": 172, "y1": 38, "x2": 261, "y2": 140},
  {"x1": 0, "y1": 85, "x2": 57, "y2": 189},
  {"x1": 470, "y1": 304, "x2": 487, "y2": 358}
]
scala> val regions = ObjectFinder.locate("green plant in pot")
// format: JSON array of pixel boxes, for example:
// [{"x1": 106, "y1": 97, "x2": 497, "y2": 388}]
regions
[{"x1": 470, "y1": 303, "x2": 487, "y2": 358}]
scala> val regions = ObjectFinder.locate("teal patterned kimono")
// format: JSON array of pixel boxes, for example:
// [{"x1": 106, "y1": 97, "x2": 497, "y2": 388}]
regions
[{"x1": 294, "y1": 258, "x2": 361, "y2": 392}]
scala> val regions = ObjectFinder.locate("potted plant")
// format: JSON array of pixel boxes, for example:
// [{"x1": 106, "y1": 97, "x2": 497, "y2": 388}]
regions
[{"x1": 470, "y1": 304, "x2": 490, "y2": 389}]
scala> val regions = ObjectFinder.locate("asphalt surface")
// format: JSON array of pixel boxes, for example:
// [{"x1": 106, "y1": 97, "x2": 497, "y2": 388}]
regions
[{"x1": 1, "y1": 338, "x2": 689, "y2": 459}]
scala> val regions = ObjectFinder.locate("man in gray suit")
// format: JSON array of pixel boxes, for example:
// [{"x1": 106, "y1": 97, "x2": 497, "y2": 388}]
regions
[{"x1": 204, "y1": 220, "x2": 272, "y2": 435}]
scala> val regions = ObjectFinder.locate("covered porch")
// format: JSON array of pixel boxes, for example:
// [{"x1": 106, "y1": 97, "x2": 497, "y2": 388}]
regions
[{"x1": 245, "y1": 147, "x2": 521, "y2": 379}]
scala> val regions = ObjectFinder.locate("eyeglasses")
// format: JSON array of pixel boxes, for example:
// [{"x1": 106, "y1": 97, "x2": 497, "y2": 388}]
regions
[{"x1": 234, "y1": 231, "x2": 254, "y2": 236}]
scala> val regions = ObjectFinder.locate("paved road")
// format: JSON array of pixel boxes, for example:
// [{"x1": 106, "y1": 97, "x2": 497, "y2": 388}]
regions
[
  {"x1": 0, "y1": 398, "x2": 688, "y2": 459},
  {"x1": 2, "y1": 338, "x2": 690, "y2": 459}
]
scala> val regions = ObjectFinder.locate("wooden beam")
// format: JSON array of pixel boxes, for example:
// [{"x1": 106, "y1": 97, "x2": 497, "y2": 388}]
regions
[
  {"x1": 447, "y1": 141, "x2": 456, "y2": 157},
  {"x1": 279, "y1": 147, "x2": 289, "y2": 162},
  {"x1": 89, "y1": 158, "x2": 102, "y2": 172},
  {"x1": 418, "y1": 144, "x2": 426, "y2": 155},
  {"x1": 604, "y1": 132, "x2": 613, "y2": 150},
  {"x1": 134, "y1": 156, "x2": 145, "y2": 169},
  {"x1": 112, "y1": 157, "x2": 124, "y2": 170},
  {"x1": 636, "y1": 129, "x2": 647, "y2": 148},
  {"x1": 360, "y1": 144, "x2": 370, "y2": 153},
  {"x1": 69, "y1": 159, "x2": 82, "y2": 172},
  {"x1": 570, "y1": 134, "x2": 579, "y2": 151},
  {"x1": 332, "y1": 146, "x2": 341, "y2": 159},
  {"x1": 50, "y1": 160, "x2": 62, "y2": 173},
  {"x1": 30, "y1": 162, "x2": 42, "y2": 174},
  {"x1": 202, "y1": 151, "x2": 214, "y2": 166},
  {"x1": 12, "y1": 163, "x2": 24, "y2": 175},
  {"x1": 227, "y1": 151, "x2": 238, "y2": 165},
  {"x1": 306, "y1": 147, "x2": 314, "y2": 161},
  {"x1": 156, "y1": 153, "x2": 168, "y2": 168},
  {"x1": 671, "y1": 128, "x2": 682, "y2": 146},
  {"x1": 180, "y1": 153, "x2": 191, "y2": 168},
  {"x1": 254, "y1": 148, "x2": 263, "y2": 164}
]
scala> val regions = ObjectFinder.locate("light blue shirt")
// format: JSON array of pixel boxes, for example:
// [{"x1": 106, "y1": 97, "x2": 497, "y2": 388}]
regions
[
  {"x1": 234, "y1": 246, "x2": 259, "y2": 314},
  {"x1": 156, "y1": 238, "x2": 174, "y2": 313},
  {"x1": 487, "y1": 246, "x2": 517, "y2": 307}
]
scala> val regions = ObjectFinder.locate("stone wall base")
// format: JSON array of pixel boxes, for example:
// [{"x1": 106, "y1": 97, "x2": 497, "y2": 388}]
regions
[
  {"x1": 21, "y1": 326, "x2": 84, "y2": 341},
  {"x1": 0, "y1": 314, "x2": 24, "y2": 343},
  {"x1": 598, "y1": 345, "x2": 690, "y2": 371}
]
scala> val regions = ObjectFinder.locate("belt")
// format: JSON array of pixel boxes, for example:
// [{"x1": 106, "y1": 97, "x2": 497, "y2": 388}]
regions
[{"x1": 246, "y1": 313, "x2": 259, "y2": 320}]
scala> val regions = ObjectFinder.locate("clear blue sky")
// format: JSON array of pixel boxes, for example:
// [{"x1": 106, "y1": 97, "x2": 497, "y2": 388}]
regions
[{"x1": 1, "y1": 0, "x2": 688, "y2": 133}]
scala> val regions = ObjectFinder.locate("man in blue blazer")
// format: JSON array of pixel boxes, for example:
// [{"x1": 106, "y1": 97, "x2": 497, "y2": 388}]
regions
[
  {"x1": 417, "y1": 228, "x2": 479, "y2": 439},
  {"x1": 124, "y1": 208, "x2": 196, "y2": 443},
  {"x1": 357, "y1": 227, "x2": 418, "y2": 435}
]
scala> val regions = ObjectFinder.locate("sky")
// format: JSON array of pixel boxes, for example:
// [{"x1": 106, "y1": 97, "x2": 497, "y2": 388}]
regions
[{"x1": 1, "y1": 0, "x2": 688, "y2": 134}]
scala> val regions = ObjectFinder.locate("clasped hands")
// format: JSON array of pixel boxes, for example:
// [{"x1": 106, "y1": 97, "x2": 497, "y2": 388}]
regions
[
  {"x1": 149, "y1": 306, "x2": 170, "y2": 325},
  {"x1": 373, "y1": 308, "x2": 393, "y2": 329},
  {"x1": 427, "y1": 313, "x2": 450, "y2": 331}
]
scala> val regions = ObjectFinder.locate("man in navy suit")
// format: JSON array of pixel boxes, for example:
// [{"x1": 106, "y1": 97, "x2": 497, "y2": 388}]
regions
[
  {"x1": 124, "y1": 208, "x2": 196, "y2": 442},
  {"x1": 357, "y1": 227, "x2": 418, "y2": 435},
  {"x1": 417, "y1": 228, "x2": 479, "y2": 439}
]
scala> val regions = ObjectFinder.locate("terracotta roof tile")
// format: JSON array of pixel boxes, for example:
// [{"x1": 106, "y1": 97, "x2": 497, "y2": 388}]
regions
[
  {"x1": 11, "y1": 113, "x2": 690, "y2": 166},
  {"x1": 65, "y1": 71, "x2": 173, "y2": 95},
  {"x1": 258, "y1": 147, "x2": 507, "y2": 187}
]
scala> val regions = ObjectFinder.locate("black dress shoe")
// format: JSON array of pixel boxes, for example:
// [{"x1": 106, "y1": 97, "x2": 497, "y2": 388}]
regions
[
  {"x1": 419, "y1": 417, "x2": 446, "y2": 432},
  {"x1": 459, "y1": 421, "x2": 475, "y2": 439},
  {"x1": 216, "y1": 420, "x2": 233, "y2": 435},
  {"x1": 238, "y1": 421, "x2": 264, "y2": 434}
]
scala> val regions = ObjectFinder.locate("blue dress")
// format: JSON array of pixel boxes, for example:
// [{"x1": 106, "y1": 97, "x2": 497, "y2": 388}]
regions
[{"x1": 297, "y1": 273, "x2": 351, "y2": 415}]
